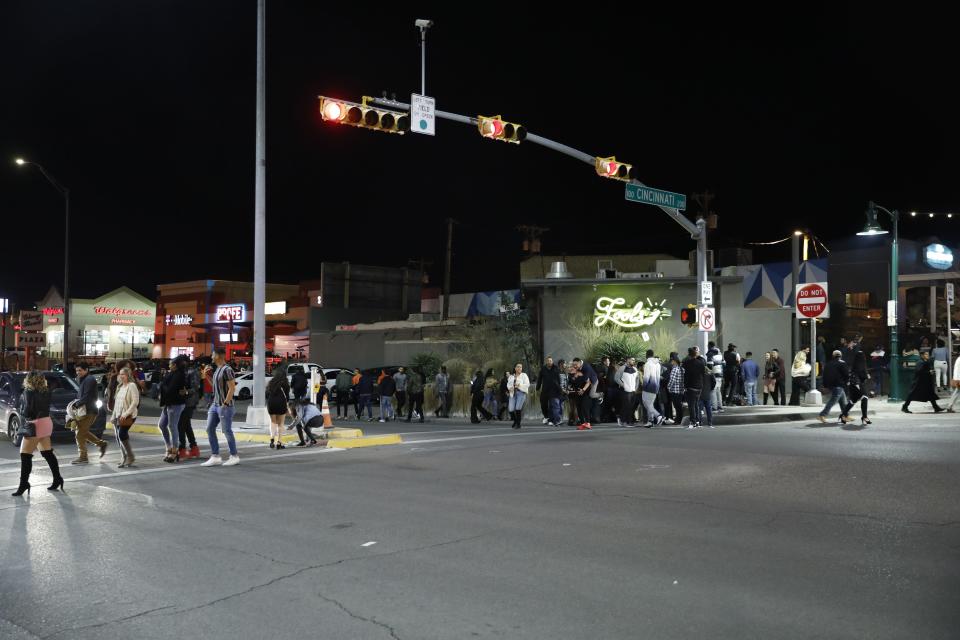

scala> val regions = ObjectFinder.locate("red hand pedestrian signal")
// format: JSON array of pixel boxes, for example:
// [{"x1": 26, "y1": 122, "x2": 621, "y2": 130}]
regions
[{"x1": 679, "y1": 308, "x2": 698, "y2": 325}]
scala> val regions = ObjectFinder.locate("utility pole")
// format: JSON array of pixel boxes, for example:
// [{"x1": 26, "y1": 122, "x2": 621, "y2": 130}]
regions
[
  {"x1": 443, "y1": 218, "x2": 455, "y2": 321},
  {"x1": 249, "y1": 0, "x2": 268, "y2": 427}
]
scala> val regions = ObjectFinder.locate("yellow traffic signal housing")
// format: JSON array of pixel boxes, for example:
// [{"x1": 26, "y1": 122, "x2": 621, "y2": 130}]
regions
[
  {"x1": 595, "y1": 156, "x2": 633, "y2": 182},
  {"x1": 477, "y1": 115, "x2": 526, "y2": 144},
  {"x1": 319, "y1": 96, "x2": 409, "y2": 134}
]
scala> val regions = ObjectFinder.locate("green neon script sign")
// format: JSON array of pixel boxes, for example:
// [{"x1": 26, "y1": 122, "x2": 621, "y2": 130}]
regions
[{"x1": 593, "y1": 296, "x2": 671, "y2": 329}]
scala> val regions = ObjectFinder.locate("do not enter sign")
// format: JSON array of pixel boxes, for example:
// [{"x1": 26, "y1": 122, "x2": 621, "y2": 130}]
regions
[{"x1": 796, "y1": 282, "x2": 828, "y2": 318}]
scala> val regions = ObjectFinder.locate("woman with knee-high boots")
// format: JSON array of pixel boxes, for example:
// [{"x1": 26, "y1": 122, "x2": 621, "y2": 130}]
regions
[
  {"x1": 12, "y1": 372, "x2": 64, "y2": 496},
  {"x1": 112, "y1": 367, "x2": 140, "y2": 468},
  {"x1": 507, "y1": 363, "x2": 531, "y2": 429}
]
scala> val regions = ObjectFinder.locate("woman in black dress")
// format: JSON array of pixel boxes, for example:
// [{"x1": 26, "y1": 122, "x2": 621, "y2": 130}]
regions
[
  {"x1": 902, "y1": 351, "x2": 944, "y2": 413},
  {"x1": 266, "y1": 365, "x2": 290, "y2": 449}
]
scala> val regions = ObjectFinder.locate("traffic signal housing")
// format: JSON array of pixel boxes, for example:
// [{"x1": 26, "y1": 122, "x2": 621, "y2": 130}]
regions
[
  {"x1": 319, "y1": 96, "x2": 409, "y2": 134},
  {"x1": 679, "y1": 307, "x2": 698, "y2": 325},
  {"x1": 477, "y1": 115, "x2": 526, "y2": 144},
  {"x1": 595, "y1": 156, "x2": 633, "y2": 182}
]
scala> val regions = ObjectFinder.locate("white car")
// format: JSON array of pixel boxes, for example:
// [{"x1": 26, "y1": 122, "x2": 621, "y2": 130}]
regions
[{"x1": 234, "y1": 372, "x2": 268, "y2": 401}]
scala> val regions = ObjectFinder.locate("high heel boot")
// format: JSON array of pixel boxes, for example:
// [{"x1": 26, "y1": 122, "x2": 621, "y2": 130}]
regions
[
  {"x1": 123, "y1": 440, "x2": 136, "y2": 467},
  {"x1": 12, "y1": 453, "x2": 32, "y2": 496},
  {"x1": 40, "y1": 450, "x2": 64, "y2": 491}
]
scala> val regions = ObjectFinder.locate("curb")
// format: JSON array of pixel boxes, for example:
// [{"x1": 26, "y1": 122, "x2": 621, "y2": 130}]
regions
[{"x1": 105, "y1": 423, "x2": 403, "y2": 448}]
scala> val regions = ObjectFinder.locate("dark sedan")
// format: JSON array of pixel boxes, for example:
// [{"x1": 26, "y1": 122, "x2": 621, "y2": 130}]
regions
[{"x1": 0, "y1": 371, "x2": 107, "y2": 447}]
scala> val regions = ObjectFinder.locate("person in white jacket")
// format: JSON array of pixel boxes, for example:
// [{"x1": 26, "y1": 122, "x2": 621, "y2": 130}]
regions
[
  {"x1": 618, "y1": 357, "x2": 639, "y2": 427},
  {"x1": 111, "y1": 367, "x2": 140, "y2": 468},
  {"x1": 507, "y1": 363, "x2": 530, "y2": 429},
  {"x1": 946, "y1": 353, "x2": 960, "y2": 413},
  {"x1": 642, "y1": 350, "x2": 666, "y2": 426}
]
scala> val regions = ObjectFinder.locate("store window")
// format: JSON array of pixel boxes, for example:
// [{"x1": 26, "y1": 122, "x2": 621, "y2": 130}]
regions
[
  {"x1": 170, "y1": 347, "x2": 194, "y2": 359},
  {"x1": 844, "y1": 292, "x2": 870, "y2": 310},
  {"x1": 84, "y1": 329, "x2": 110, "y2": 357},
  {"x1": 117, "y1": 327, "x2": 155, "y2": 359}
]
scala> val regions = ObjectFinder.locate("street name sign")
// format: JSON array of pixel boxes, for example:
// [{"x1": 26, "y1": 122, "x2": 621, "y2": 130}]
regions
[
  {"x1": 796, "y1": 282, "x2": 828, "y2": 319},
  {"x1": 699, "y1": 306, "x2": 715, "y2": 332},
  {"x1": 625, "y1": 183, "x2": 687, "y2": 211},
  {"x1": 411, "y1": 93, "x2": 435, "y2": 136}
]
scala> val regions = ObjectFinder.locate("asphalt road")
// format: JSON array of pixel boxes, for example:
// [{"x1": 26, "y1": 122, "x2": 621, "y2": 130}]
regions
[{"x1": 1, "y1": 413, "x2": 958, "y2": 639}]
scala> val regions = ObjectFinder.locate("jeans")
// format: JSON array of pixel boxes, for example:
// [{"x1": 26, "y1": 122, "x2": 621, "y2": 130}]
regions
[
  {"x1": 158, "y1": 404, "x2": 185, "y2": 449},
  {"x1": 178, "y1": 404, "x2": 198, "y2": 448},
  {"x1": 380, "y1": 396, "x2": 394, "y2": 420},
  {"x1": 870, "y1": 369, "x2": 884, "y2": 396},
  {"x1": 669, "y1": 391, "x2": 684, "y2": 421},
  {"x1": 484, "y1": 389, "x2": 498, "y2": 416},
  {"x1": 641, "y1": 390, "x2": 661, "y2": 423},
  {"x1": 509, "y1": 390, "x2": 527, "y2": 412},
  {"x1": 548, "y1": 396, "x2": 562, "y2": 424},
  {"x1": 744, "y1": 381, "x2": 758, "y2": 406},
  {"x1": 685, "y1": 388, "x2": 702, "y2": 425},
  {"x1": 620, "y1": 391, "x2": 636, "y2": 424},
  {"x1": 206, "y1": 404, "x2": 237, "y2": 456},
  {"x1": 395, "y1": 391, "x2": 407, "y2": 417},
  {"x1": 712, "y1": 378, "x2": 723, "y2": 409},
  {"x1": 436, "y1": 391, "x2": 449, "y2": 417},
  {"x1": 934, "y1": 361, "x2": 949, "y2": 388},
  {"x1": 820, "y1": 387, "x2": 848, "y2": 418},
  {"x1": 406, "y1": 392, "x2": 424, "y2": 421},
  {"x1": 336, "y1": 390, "x2": 351, "y2": 417},
  {"x1": 699, "y1": 395, "x2": 714, "y2": 426},
  {"x1": 358, "y1": 393, "x2": 373, "y2": 419}
]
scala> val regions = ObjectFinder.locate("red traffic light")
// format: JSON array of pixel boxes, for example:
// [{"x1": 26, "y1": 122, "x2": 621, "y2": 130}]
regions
[
  {"x1": 595, "y1": 156, "x2": 633, "y2": 181},
  {"x1": 679, "y1": 308, "x2": 698, "y2": 325}
]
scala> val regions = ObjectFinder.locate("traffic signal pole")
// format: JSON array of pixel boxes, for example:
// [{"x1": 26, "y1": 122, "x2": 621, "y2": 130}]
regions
[{"x1": 369, "y1": 95, "x2": 709, "y2": 352}]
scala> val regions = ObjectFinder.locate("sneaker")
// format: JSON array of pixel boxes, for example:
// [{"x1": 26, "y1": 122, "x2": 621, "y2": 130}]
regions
[
  {"x1": 222, "y1": 455, "x2": 240, "y2": 467},
  {"x1": 70, "y1": 457, "x2": 89, "y2": 465},
  {"x1": 644, "y1": 422, "x2": 654, "y2": 428},
  {"x1": 576, "y1": 424, "x2": 592, "y2": 430},
  {"x1": 378, "y1": 418, "x2": 385, "y2": 423},
  {"x1": 295, "y1": 442, "x2": 307, "y2": 447},
  {"x1": 707, "y1": 424, "x2": 716, "y2": 429},
  {"x1": 201, "y1": 455, "x2": 222, "y2": 467},
  {"x1": 686, "y1": 423, "x2": 698, "y2": 430},
  {"x1": 542, "y1": 418, "x2": 549, "y2": 425},
  {"x1": 547, "y1": 421, "x2": 556, "y2": 427},
  {"x1": 656, "y1": 416, "x2": 666, "y2": 426}
]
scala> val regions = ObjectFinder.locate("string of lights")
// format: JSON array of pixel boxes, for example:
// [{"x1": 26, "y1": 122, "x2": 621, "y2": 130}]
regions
[{"x1": 908, "y1": 210, "x2": 955, "y2": 219}]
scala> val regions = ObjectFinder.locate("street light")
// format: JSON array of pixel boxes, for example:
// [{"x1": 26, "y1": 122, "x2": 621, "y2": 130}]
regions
[
  {"x1": 857, "y1": 200, "x2": 900, "y2": 401},
  {"x1": 14, "y1": 157, "x2": 71, "y2": 371}
]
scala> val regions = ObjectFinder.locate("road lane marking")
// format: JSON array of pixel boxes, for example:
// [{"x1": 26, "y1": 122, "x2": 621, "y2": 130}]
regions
[{"x1": 361, "y1": 541, "x2": 377, "y2": 547}]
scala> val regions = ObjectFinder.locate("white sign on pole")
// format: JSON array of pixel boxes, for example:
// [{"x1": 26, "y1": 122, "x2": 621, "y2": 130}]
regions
[
  {"x1": 411, "y1": 93, "x2": 435, "y2": 136},
  {"x1": 887, "y1": 300, "x2": 897, "y2": 327},
  {"x1": 19, "y1": 310, "x2": 43, "y2": 332},
  {"x1": 947, "y1": 282, "x2": 955, "y2": 305},
  {"x1": 699, "y1": 307, "x2": 716, "y2": 332},
  {"x1": 0, "y1": 298, "x2": 8, "y2": 313},
  {"x1": 701, "y1": 280, "x2": 713, "y2": 306}
]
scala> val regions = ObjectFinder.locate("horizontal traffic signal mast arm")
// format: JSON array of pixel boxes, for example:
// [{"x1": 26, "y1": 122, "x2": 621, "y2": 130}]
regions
[{"x1": 365, "y1": 95, "x2": 700, "y2": 237}]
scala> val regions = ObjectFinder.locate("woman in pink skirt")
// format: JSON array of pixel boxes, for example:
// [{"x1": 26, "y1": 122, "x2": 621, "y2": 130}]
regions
[{"x1": 12, "y1": 372, "x2": 64, "y2": 496}]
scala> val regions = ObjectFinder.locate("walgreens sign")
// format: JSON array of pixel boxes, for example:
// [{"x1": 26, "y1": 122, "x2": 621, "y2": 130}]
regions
[{"x1": 94, "y1": 307, "x2": 152, "y2": 317}]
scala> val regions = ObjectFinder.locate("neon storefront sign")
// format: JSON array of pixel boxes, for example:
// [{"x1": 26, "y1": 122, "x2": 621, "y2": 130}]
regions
[
  {"x1": 215, "y1": 304, "x2": 246, "y2": 323},
  {"x1": 593, "y1": 296, "x2": 671, "y2": 329},
  {"x1": 924, "y1": 243, "x2": 953, "y2": 270}
]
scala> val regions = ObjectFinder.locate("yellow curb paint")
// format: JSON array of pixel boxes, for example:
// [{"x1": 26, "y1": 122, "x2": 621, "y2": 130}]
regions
[{"x1": 330, "y1": 434, "x2": 403, "y2": 448}]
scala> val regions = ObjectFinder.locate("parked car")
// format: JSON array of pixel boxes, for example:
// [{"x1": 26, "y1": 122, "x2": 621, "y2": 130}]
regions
[
  {"x1": 284, "y1": 363, "x2": 346, "y2": 399},
  {"x1": 234, "y1": 371, "x2": 268, "y2": 401},
  {"x1": 1, "y1": 371, "x2": 107, "y2": 447}
]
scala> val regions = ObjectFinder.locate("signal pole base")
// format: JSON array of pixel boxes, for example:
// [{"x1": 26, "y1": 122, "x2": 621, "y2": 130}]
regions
[
  {"x1": 802, "y1": 390, "x2": 823, "y2": 407},
  {"x1": 245, "y1": 406, "x2": 271, "y2": 428}
]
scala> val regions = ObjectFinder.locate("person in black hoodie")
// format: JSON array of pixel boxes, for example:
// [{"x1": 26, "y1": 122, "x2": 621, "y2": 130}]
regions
[
  {"x1": 356, "y1": 370, "x2": 376, "y2": 421},
  {"x1": 12, "y1": 372, "x2": 64, "y2": 496},
  {"x1": 470, "y1": 370, "x2": 492, "y2": 423},
  {"x1": 159, "y1": 358, "x2": 187, "y2": 462},
  {"x1": 536, "y1": 357, "x2": 563, "y2": 426},
  {"x1": 682, "y1": 347, "x2": 706, "y2": 428},
  {"x1": 291, "y1": 368, "x2": 308, "y2": 402},
  {"x1": 818, "y1": 350, "x2": 851, "y2": 424}
]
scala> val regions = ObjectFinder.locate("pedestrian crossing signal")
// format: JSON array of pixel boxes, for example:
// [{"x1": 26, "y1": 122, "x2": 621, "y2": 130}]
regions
[
  {"x1": 679, "y1": 307, "x2": 698, "y2": 325},
  {"x1": 319, "y1": 96, "x2": 409, "y2": 134},
  {"x1": 477, "y1": 115, "x2": 526, "y2": 144},
  {"x1": 595, "y1": 156, "x2": 633, "y2": 182}
]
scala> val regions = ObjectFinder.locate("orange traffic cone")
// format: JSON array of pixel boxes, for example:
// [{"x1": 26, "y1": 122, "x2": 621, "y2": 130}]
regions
[{"x1": 321, "y1": 396, "x2": 334, "y2": 428}]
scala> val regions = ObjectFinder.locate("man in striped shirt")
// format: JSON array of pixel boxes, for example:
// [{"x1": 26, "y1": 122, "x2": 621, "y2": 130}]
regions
[{"x1": 201, "y1": 347, "x2": 240, "y2": 467}]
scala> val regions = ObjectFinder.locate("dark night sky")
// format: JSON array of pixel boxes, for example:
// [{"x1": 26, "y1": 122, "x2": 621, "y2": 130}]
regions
[{"x1": 1, "y1": 2, "x2": 957, "y2": 308}]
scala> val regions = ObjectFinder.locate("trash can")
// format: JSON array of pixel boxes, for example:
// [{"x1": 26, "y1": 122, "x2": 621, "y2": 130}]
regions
[{"x1": 897, "y1": 354, "x2": 920, "y2": 400}]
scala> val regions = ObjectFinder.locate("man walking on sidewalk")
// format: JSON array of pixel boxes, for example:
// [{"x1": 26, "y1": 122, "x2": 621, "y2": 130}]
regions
[
  {"x1": 536, "y1": 356, "x2": 562, "y2": 426},
  {"x1": 335, "y1": 368, "x2": 353, "y2": 419},
  {"x1": 641, "y1": 350, "x2": 665, "y2": 426},
  {"x1": 70, "y1": 362, "x2": 108, "y2": 464},
  {"x1": 741, "y1": 352, "x2": 760, "y2": 406},
  {"x1": 819, "y1": 350, "x2": 851, "y2": 424},
  {"x1": 201, "y1": 347, "x2": 240, "y2": 467}
]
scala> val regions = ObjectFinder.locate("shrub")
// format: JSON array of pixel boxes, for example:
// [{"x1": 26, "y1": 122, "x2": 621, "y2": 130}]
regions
[
  {"x1": 409, "y1": 352, "x2": 443, "y2": 379},
  {"x1": 442, "y1": 357, "x2": 476, "y2": 384}
]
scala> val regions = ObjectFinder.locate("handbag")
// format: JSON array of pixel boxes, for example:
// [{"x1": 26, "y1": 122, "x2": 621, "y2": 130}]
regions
[
  {"x1": 16, "y1": 420, "x2": 37, "y2": 438},
  {"x1": 118, "y1": 415, "x2": 135, "y2": 428}
]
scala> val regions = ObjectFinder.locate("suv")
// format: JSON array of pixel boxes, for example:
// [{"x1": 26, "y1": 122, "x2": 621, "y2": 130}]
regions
[{"x1": 1, "y1": 371, "x2": 107, "y2": 447}]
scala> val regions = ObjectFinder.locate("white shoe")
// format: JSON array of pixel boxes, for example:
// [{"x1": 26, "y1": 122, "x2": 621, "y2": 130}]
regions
[
  {"x1": 378, "y1": 419, "x2": 385, "y2": 423},
  {"x1": 542, "y1": 418, "x2": 549, "y2": 424},
  {"x1": 222, "y1": 455, "x2": 240, "y2": 466},
  {"x1": 617, "y1": 418, "x2": 623, "y2": 427},
  {"x1": 201, "y1": 455, "x2": 222, "y2": 467}
]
